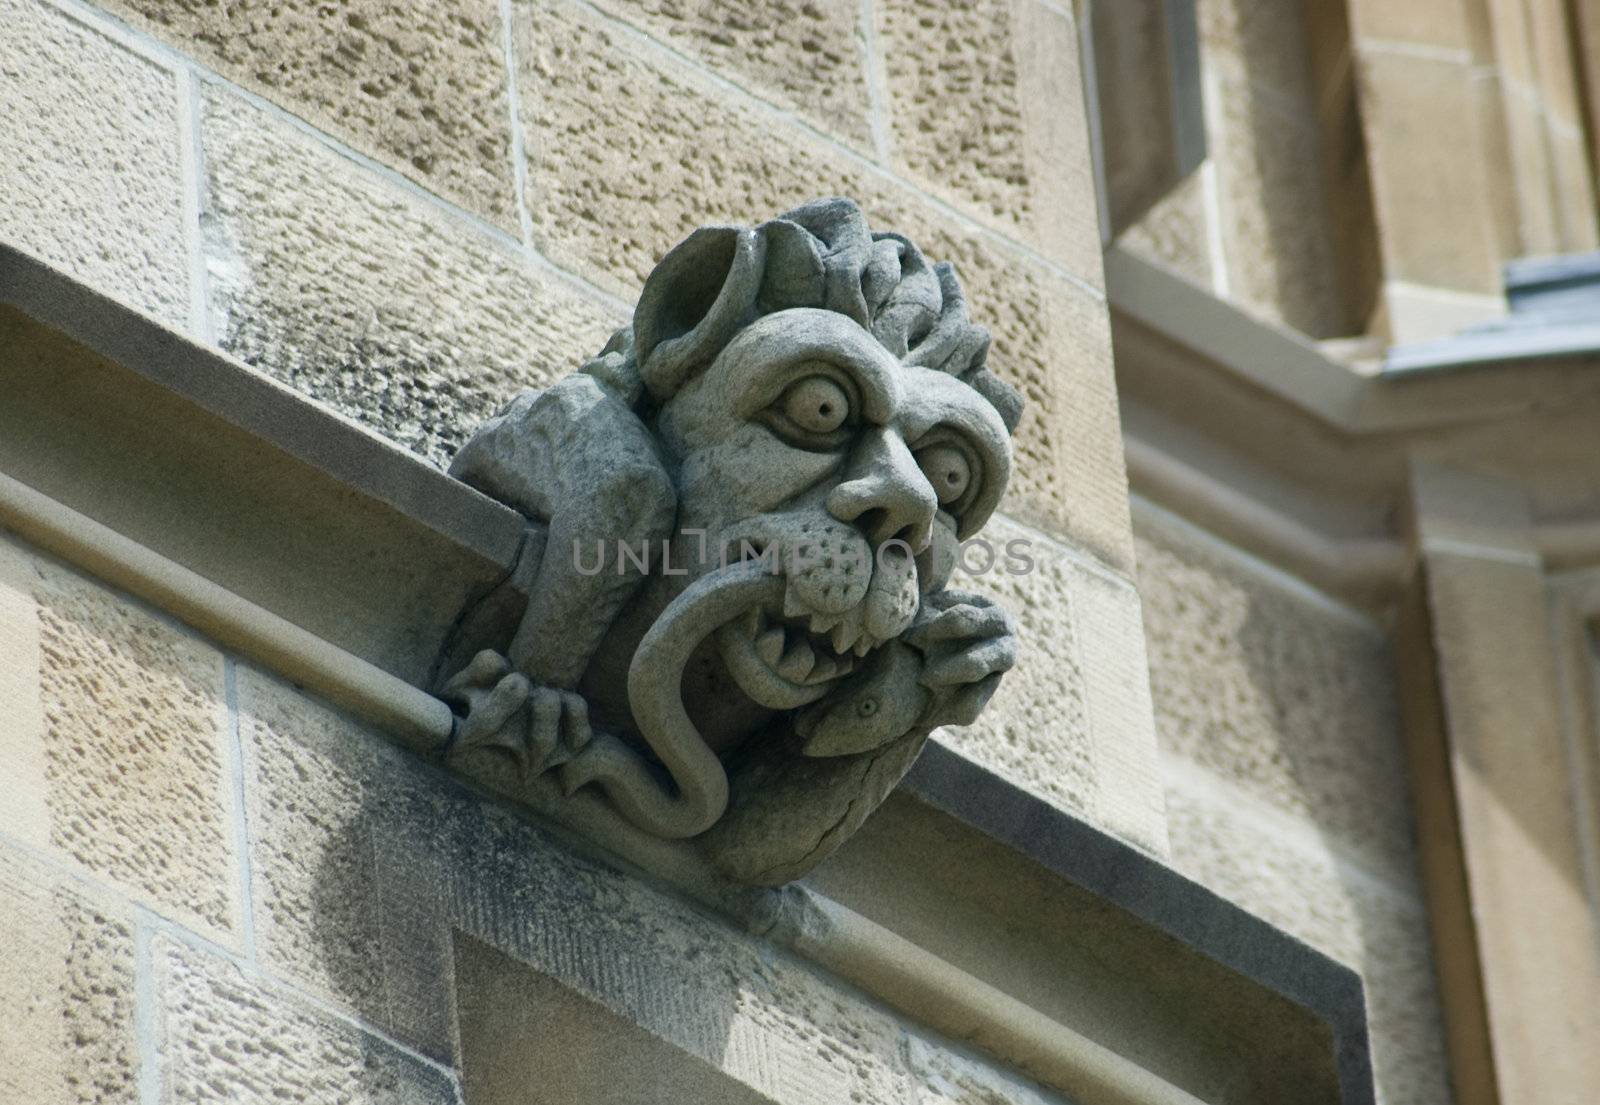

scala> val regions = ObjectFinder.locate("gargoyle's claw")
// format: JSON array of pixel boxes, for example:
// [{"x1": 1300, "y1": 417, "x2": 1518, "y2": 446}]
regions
[{"x1": 449, "y1": 671, "x2": 533, "y2": 773}]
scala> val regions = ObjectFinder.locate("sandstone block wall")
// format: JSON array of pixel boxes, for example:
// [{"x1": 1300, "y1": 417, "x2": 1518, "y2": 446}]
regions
[
  {"x1": 1134, "y1": 502, "x2": 1453, "y2": 1105},
  {"x1": 1113, "y1": 0, "x2": 1383, "y2": 341},
  {"x1": 0, "y1": 0, "x2": 1165, "y2": 850},
  {"x1": 0, "y1": 529, "x2": 1090, "y2": 1104}
]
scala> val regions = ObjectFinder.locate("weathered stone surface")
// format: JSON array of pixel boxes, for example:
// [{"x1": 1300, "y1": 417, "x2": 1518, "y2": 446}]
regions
[
  {"x1": 1345, "y1": 0, "x2": 1486, "y2": 55},
  {"x1": 948, "y1": 516, "x2": 1166, "y2": 855},
  {"x1": 439, "y1": 197, "x2": 1024, "y2": 882},
  {"x1": 912, "y1": 223, "x2": 1134, "y2": 574},
  {"x1": 1135, "y1": 508, "x2": 1416, "y2": 877},
  {"x1": 201, "y1": 88, "x2": 622, "y2": 468},
  {"x1": 876, "y1": 0, "x2": 1103, "y2": 284},
  {"x1": 1210, "y1": 80, "x2": 1346, "y2": 337},
  {"x1": 1117, "y1": 172, "x2": 1215, "y2": 290},
  {"x1": 904, "y1": 1033, "x2": 1058, "y2": 1105},
  {"x1": 153, "y1": 934, "x2": 457, "y2": 1105},
  {"x1": 1355, "y1": 47, "x2": 1502, "y2": 293},
  {"x1": 0, "y1": 842, "x2": 138, "y2": 1105},
  {"x1": 515, "y1": 0, "x2": 1133, "y2": 571},
  {"x1": 589, "y1": 0, "x2": 873, "y2": 149},
  {"x1": 102, "y1": 0, "x2": 518, "y2": 227},
  {"x1": 25, "y1": 548, "x2": 238, "y2": 941},
  {"x1": 238, "y1": 665, "x2": 457, "y2": 1061},
  {"x1": 241, "y1": 671, "x2": 921, "y2": 1101},
  {"x1": 0, "y1": 0, "x2": 188, "y2": 327},
  {"x1": 1164, "y1": 776, "x2": 1453, "y2": 1105},
  {"x1": 1199, "y1": 0, "x2": 1317, "y2": 104},
  {"x1": 0, "y1": 535, "x2": 51, "y2": 852}
]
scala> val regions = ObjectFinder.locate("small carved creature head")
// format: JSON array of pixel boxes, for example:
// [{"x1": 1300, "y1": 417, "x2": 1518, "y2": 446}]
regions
[{"x1": 587, "y1": 199, "x2": 1021, "y2": 747}]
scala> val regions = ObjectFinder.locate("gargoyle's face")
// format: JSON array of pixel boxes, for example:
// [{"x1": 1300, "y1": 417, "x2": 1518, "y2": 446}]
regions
[{"x1": 651, "y1": 308, "x2": 1012, "y2": 716}]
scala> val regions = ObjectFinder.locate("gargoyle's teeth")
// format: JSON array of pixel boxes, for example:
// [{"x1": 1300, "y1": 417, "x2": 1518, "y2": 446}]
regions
[
  {"x1": 782, "y1": 588, "x2": 808, "y2": 619},
  {"x1": 741, "y1": 607, "x2": 762, "y2": 637},
  {"x1": 756, "y1": 627, "x2": 786, "y2": 666},
  {"x1": 831, "y1": 622, "x2": 861, "y2": 656},
  {"x1": 804, "y1": 654, "x2": 853, "y2": 685},
  {"x1": 809, "y1": 611, "x2": 839, "y2": 635},
  {"x1": 852, "y1": 636, "x2": 874, "y2": 658},
  {"x1": 777, "y1": 639, "x2": 816, "y2": 682},
  {"x1": 804, "y1": 655, "x2": 837, "y2": 684}
]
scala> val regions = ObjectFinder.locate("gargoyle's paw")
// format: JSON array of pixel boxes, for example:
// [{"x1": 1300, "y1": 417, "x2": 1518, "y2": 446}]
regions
[
  {"x1": 521, "y1": 688, "x2": 593, "y2": 774},
  {"x1": 448, "y1": 672, "x2": 533, "y2": 773},
  {"x1": 560, "y1": 691, "x2": 592, "y2": 754},
  {"x1": 554, "y1": 741, "x2": 604, "y2": 798},
  {"x1": 441, "y1": 649, "x2": 512, "y2": 702}
]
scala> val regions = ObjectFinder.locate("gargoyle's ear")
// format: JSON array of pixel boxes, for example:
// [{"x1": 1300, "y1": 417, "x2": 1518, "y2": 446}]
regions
[{"x1": 634, "y1": 226, "x2": 766, "y2": 401}]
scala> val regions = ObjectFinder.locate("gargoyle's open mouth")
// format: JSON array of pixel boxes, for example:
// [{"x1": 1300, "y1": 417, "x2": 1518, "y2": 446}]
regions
[{"x1": 715, "y1": 592, "x2": 877, "y2": 711}]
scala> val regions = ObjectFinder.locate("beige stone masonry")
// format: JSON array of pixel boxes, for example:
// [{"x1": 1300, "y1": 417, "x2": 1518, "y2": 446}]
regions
[
  {"x1": 1163, "y1": 772, "x2": 1452, "y2": 1105},
  {"x1": 199, "y1": 87, "x2": 624, "y2": 468},
  {"x1": 875, "y1": 0, "x2": 1103, "y2": 285},
  {"x1": 0, "y1": 533, "x2": 239, "y2": 945},
  {"x1": 153, "y1": 934, "x2": 457, "y2": 1104},
  {"x1": 949, "y1": 515, "x2": 1167, "y2": 856},
  {"x1": 1135, "y1": 505, "x2": 1416, "y2": 880},
  {"x1": 1408, "y1": 463, "x2": 1600, "y2": 1105},
  {"x1": 515, "y1": 0, "x2": 1134, "y2": 573},
  {"x1": 586, "y1": 0, "x2": 875, "y2": 151},
  {"x1": 237, "y1": 667, "x2": 925, "y2": 1102},
  {"x1": 99, "y1": 0, "x2": 520, "y2": 228},
  {"x1": 0, "y1": 538, "x2": 51, "y2": 852},
  {"x1": 0, "y1": 842, "x2": 139, "y2": 1105},
  {"x1": 0, "y1": 0, "x2": 189, "y2": 327}
]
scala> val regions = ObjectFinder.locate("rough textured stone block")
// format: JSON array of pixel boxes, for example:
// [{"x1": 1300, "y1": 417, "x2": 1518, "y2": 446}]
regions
[
  {"x1": 201, "y1": 88, "x2": 623, "y2": 468},
  {"x1": 588, "y1": 0, "x2": 873, "y2": 149},
  {"x1": 876, "y1": 0, "x2": 1102, "y2": 284},
  {"x1": 102, "y1": 0, "x2": 518, "y2": 227},
  {"x1": 1164, "y1": 777, "x2": 1452, "y2": 1105},
  {"x1": 0, "y1": 536, "x2": 51, "y2": 852},
  {"x1": 1117, "y1": 173, "x2": 1215, "y2": 290},
  {"x1": 1135, "y1": 507, "x2": 1416, "y2": 878},
  {"x1": 1346, "y1": 0, "x2": 1485, "y2": 55},
  {"x1": 238, "y1": 665, "x2": 458, "y2": 1061},
  {"x1": 1210, "y1": 80, "x2": 1345, "y2": 336},
  {"x1": 518, "y1": 0, "x2": 1134, "y2": 571},
  {"x1": 240, "y1": 670, "x2": 921, "y2": 1102},
  {"x1": 904, "y1": 1033, "x2": 1058, "y2": 1105},
  {"x1": 1199, "y1": 0, "x2": 1317, "y2": 104},
  {"x1": 153, "y1": 935, "x2": 457, "y2": 1105},
  {"x1": 0, "y1": 0, "x2": 188, "y2": 327},
  {"x1": 1355, "y1": 47, "x2": 1501, "y2": 293},
  {"x1": 0, "y1": 842, "x2": 138, "y2": 1105},
  {"x1": 15, "y1": 543, "x2": 239, "y2": 942},
  {"x1": 948, "y1": 516, "x2": 1166, "y2": 854}
]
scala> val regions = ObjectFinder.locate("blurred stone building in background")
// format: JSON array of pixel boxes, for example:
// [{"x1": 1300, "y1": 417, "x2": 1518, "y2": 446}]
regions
[{"x1": 3, "y1": 1, "x2": 1599, "y2": 1103}]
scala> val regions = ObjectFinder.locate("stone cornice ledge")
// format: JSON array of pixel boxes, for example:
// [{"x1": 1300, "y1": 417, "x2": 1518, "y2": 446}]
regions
[
  {"x1": 0, "y1": 245, "x2": 1373, "y2": 1105},
  {"x1": 1106, "y1": 247, "x2": 1600, "y2": 605}
]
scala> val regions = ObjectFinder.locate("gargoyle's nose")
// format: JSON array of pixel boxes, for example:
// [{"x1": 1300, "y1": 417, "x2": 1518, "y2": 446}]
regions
[{"x1": 826, "y1": 428, "x2": 937, "y2": 552}]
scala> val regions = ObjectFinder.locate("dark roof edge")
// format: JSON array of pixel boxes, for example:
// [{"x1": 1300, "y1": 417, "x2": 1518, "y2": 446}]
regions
[{"x1": 906, "y1": 740, "x2": 1375, "y2": 1105}]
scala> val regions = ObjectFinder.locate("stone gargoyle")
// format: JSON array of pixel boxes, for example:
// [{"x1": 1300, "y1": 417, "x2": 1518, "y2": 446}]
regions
[{"x1": 435, "y1": 197, "x2": 1022, "y2": 885}]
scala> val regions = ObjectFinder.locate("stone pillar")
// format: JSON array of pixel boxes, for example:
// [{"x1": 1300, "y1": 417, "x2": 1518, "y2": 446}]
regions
[
  {"x1": 1346, "y1": 0, "x2": 1599, "y2": 344},
  {"x1": 1399, "y1": 461, "x2": 1600, "y2": 1104}
]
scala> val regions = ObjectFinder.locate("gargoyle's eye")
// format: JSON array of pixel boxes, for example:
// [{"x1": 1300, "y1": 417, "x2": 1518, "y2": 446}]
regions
[
  {"x1": 917, "y1": 444, "x2": 971, "y2": 505},
  {"x1": 779, "y1": 376, "x2": 851, "y2": 435}
]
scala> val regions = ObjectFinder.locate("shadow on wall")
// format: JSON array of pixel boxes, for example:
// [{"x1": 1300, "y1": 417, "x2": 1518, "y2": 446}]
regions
[
  {"x1": 290, "y1": 698, "x2": 761, "y2": 1102},
  {"x1": 1135, "y1": 511, "x2": 1455, "y2": 1104}
]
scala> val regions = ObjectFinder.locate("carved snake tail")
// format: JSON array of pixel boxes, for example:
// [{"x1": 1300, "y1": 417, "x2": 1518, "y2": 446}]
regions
[{"x1": 557, "y1": 559, "x2": 783, "y2": 839}]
